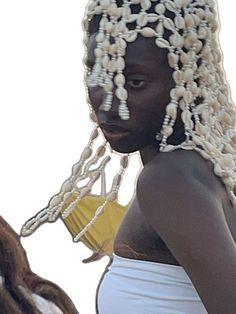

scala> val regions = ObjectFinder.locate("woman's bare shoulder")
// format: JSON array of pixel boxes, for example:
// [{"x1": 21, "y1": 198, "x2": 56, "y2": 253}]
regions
[
  {"x1": 137, "y1": 149, "x2": 224, "y2": 198},
  {"x1": 136, "y1": 150, "x2": 236, "y2": 313}
]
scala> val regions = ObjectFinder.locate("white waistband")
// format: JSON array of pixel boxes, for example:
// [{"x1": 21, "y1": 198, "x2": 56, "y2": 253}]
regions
[
  {"x1": 112, "y1": 253, "x2": 192, "y2": 284},
  {"x1": 97, "y1": 254, "x2": 207, "y2": 314}
]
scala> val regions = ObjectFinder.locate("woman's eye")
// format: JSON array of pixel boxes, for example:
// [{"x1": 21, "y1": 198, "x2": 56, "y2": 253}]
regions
[{"x1": 127, "y1": 79, "x2": 145, "y2": 89}]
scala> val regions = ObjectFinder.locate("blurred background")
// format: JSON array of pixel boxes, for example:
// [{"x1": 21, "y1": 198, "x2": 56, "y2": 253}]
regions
[{"x1": 0, "y1": 1, "x2": 235, "y2": 313}]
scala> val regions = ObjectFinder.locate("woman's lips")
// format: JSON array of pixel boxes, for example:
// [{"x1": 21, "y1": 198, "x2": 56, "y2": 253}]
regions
[{"x1": 101, "y1": 123, "x2": 130, "y2": 141}]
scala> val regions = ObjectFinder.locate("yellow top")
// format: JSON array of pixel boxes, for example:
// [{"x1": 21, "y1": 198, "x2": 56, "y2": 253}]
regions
[{"x1": 61, "y1": 193, "x2": 128, "y2": 262}]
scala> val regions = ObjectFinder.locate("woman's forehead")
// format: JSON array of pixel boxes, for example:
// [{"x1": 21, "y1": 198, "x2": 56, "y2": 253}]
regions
[{"x1": 87, "y1": 33, "x2": 167, "y2": 66}]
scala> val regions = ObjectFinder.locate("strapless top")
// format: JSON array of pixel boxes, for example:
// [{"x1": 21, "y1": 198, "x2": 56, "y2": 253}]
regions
[{"x1": 97, "y1": 254, "x2": 207, "y2": 314}]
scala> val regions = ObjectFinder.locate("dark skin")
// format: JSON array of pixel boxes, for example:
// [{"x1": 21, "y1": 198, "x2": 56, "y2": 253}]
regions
[{"x1": 87, "y1": 34, "x2": 236, "y2": 313}]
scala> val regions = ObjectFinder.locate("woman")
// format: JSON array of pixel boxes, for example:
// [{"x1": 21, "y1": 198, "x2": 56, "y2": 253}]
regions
[
  {"x1": 0, "y1": 216, "x2": 78, "y2": 314},
  {"x1": 22, "y1": 0, "x2": 236, "y2": 313}
]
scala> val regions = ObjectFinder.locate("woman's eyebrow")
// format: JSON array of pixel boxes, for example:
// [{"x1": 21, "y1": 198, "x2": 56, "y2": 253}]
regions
[{"x1": 125, "y1": 61, "x2": 152, "y2": 72}]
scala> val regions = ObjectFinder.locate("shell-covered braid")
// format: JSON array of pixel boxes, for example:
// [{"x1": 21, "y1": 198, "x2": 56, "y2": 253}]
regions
[{"x1": 21, "y1": 120, "x2": 113, "y2": 236}]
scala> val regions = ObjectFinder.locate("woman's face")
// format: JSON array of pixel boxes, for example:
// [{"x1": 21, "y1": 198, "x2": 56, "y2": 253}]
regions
[{"x1": 86, "y1": 33, "x2": 175, "y2": 154}]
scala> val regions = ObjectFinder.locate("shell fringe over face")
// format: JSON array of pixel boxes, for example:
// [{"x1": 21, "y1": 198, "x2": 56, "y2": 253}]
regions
[{"x1": 21, "y1": 0, "x2": 236, "y2": 245}]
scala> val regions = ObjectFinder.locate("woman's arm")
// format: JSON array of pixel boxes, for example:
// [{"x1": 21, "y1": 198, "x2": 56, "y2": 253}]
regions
[{"x1": 137, "y1": 152, "x2": 236, "y2": 314}]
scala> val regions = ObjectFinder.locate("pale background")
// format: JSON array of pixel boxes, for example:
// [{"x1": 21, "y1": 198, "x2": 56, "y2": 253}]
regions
[{"x1": 0, "y1": 1, "x2": 235, "y2": 313}]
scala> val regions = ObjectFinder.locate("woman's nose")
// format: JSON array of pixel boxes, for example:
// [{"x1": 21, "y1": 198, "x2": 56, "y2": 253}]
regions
[{"x1": 99, "y1": 88, "x2": 121, "y2": 118}]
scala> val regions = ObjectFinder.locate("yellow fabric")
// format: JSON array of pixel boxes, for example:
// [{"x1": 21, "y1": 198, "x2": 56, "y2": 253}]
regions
[{"x1": 61, "y1": 193, "x2": 128, "y2": 259}]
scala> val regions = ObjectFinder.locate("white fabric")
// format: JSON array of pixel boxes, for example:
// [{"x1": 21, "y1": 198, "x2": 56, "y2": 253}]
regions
[
  {"x1": 19, "y1": 286, "x2": 63, "y2": 314},
  {"x1": 32, "y1": 293, "x2": 63, "y2": 314},
  {"x1": 97, "y1": 254, "x2": 207, "y2": 314}
]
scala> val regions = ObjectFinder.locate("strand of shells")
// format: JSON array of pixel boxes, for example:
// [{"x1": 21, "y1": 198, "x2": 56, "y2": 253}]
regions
[
  {"x1": 84, "y1": 0, "x2": 236, "y2": 207},
  {"x1": 21, "y1": 126, "x2": 110, "y2": 236},
  {"x1": 73, "y1": 155, "x2": 129, "y2": 242}
]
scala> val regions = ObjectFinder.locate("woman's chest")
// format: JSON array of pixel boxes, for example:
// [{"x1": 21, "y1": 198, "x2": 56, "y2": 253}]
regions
[{"x1": 114, "y1": 197, "x2": 180, "y2": 265}]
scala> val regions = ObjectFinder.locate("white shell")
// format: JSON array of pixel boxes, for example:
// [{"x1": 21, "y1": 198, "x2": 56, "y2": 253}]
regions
[
  {"x1": 169, "y1": 33, "x2": 184, "y2": 48},
  {"x1": 105, "y1": 22, "x2": 114, "y2": 33},
  {"x1": 72, "y1": 162, "x2": 82, "y2": 176},
  {"x1": 195, "y1": 40, "x2": 203, "y2": 53},
  {"x1": 108, "y1": 44, "x2": 118, "y2": 55},
  {"x1": 155, "y1": 38, "x2": 170, "y2": 49},
  {"x1": 165, "y1": 1, "x2": 177, "y2": 13},
  {"x1": 107, "y1": 191, "x2": 118, "y2": 202},
  {"x1": 62, "y1": 181, "x2": 73, "y2": 193},
  {"x1": 107, "y1": 3, "x2": 118, "y2": 16},
  {"x1": 137, "y1": 12, "x2": 148, "y2": 27},
  {"x1": 141, "y1": 0, "x2": 152, "y2": 10},
  {"x1": 161, "y1": 125, "x2": 174, "y2": 137},
  {"x1": 188, "y1": 31, "x2": 198, "y2": 43},
  {"x1": 50, "y1": 195, "x2": 62, "y2": 207},
  {"x1": 180, "y1": 52, "x2": 190, "y2": 64},
  {"x1": 168, "y1": 52, "x2": 179, "y2": 68},
  {"x1": 185, "y1": 14, "x2": 195, "y2": 28},
  {"x1": 100, "y1": 0, "x2": 111, "y2": 9},
  {"x1": 95, "y1": 205, "x2": 105, "y2": 216},
  {"x1": 188, "y1": 50, "x2": 196, "y2": 61},
  {"x1": 102, "y1": 55, "x2": 110, "y2": 68},
  {"x1": 94, "y1": 48, "x2": 103, "y2": 58},
  {"x1": 117, "y1": 38, "x2": 127, "y2": 50},
  {"x1": 224, "y1": 144, "x2": 235, "y2": 155},
  {"x1": 163, "y1": 18, "x2": 175, "y2": 32},
  {"x1": 125, "y1": 31, "x2": 138, "y2": 42},
  {"x1": 117, "y1": 21, "x2": 126, "y2": 33},
  {"x1": 102, "y1": 39, "x2": 110, "y2": 50},
  {"x1": 197, "y1": 0, "x2": 206, "y2": 7},
  {"x1": 172, "y1": 70, "x2": 183, "y2": 84},
  {"x1": 117, "y1": 57, "x2": 125, "y2": 70},
  {"x1": 192, "y1": 14, "x2": 201, "y2": 27},
  {"x1": 176, "y1": 86, "x2": 186, "y2": 98},
  {"x1": 221, "y1": 154, "x2": 235, "y2": 170},
  {"x1": 166, "y1": 103, "x2": 177, "y2": 119},
  {"x1": 114, "y1": 73, "x2": 125, "y2": 86},
  {"x1": 181, "y1": 109, "x2": 192, "y2": 123},
  {"x1": 175, "y1": 15, "x2": 185, "y2": 29},
  {"x1": 183, "y1": 68, "x2": 194, "y2": 82},
  {"x1": 94, "y1": 6, "x2": 102, "y2": 14},
  {"x1": 122, "y1": 6, "x2": 131, "y2": 18},
  {"x1": 174, "y1": 0, "x2": 185, "y2": 9},
  {"x1": 223, "y1": 177, "x2": 235, "y2": 190},
  {"x1": 127, "y1": 14, "x2": 139, "y2": 23},
  {"x1": 183, "y1": 90, "x2": 193, "y2": 103},
  {"x1": 108, "y1": 59, "x2": 117, "y2": 72},
  {"x1": 162, "y1": 145, "x2": 176, "y2": 152},
  {"x1": 96, "y1": 32, "x2": 105, "y2": 43},
  {"x1": 91, "y1": 128, "x2": 99, "y2": 140},
  {"x1": 81, "y1": 147, "x2": 93, "y2": 159},
  {"x1": 155, "y1": 3, "x2": 165, "y2": 15},
  {"x1": 104, "y1": 80, "x2": 113, "y2": 92},
  {"x1": 194, "y1": 104, "x2": 207, "y2": 114},
  {"x1": 140, "y1": 27, "x2": 156, "y2": 37},
  {"x1": 195, "y1": 123, "x2": 208, "y2": 136},
  {"x1": 198, "y1": 26, "x2": 207, "y2": 39},
  {"x1": 156, "y1": 22, "x2": 164, "y2": 36},
  {"x1": 148, "y1": 14, "x2": 159, "y2": 23},
  {"x1": 116, "y1": 87, "x2": 128, "y2": 101}
]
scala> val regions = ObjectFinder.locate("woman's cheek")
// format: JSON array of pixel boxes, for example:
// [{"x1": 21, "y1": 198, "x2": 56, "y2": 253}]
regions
[{"x1": 88, "y1": 86, "x2": 104, "y2": 112}]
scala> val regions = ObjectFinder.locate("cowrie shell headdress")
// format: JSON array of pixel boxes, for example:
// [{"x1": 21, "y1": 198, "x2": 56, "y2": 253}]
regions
[
  {"x1": 84, "y1": 0, "x2": 236, "y2": 203},
  {"x1": 21, "y1": 1, "x2": 236, "y2": 243}
]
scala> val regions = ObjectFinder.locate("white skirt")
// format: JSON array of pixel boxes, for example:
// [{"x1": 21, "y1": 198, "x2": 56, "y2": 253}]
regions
[{"x1": 97, "y1": 254, "x2": 207, "y2": 314}]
